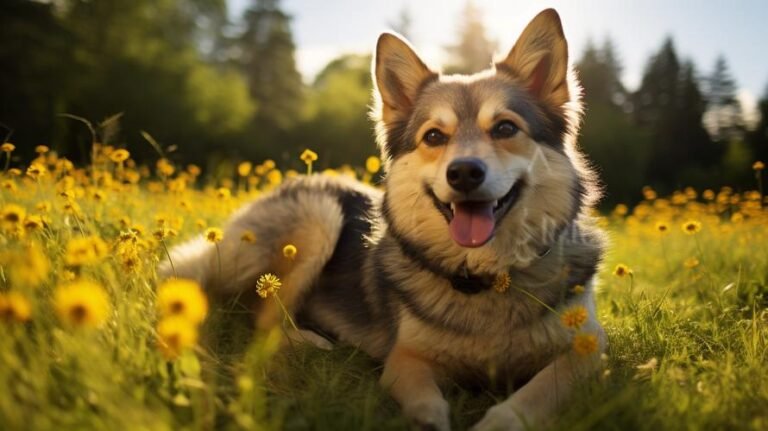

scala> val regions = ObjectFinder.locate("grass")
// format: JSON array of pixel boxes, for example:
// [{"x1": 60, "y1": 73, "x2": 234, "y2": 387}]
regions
[{"x1": 0, "y1": 145, "x2": 766, "y2": 430}]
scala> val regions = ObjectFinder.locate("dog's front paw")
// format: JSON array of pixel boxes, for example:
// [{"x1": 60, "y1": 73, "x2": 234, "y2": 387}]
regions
[
  {"x1": 403, "y1": 397, "x2": 451, "y2": 431},
  {"x1": 470, "y1": 404, "x2": 525, "y2": 431}
]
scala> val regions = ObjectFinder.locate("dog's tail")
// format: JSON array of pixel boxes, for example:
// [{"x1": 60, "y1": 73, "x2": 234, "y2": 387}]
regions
[{"x1": 158, "y1": 181, "x2": 346, "y2": 328}]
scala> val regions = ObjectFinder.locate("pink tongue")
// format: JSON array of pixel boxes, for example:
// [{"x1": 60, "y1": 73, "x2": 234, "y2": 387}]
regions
[{"x1": 449, "y1": 202, "x2": 496, "y2": 247}]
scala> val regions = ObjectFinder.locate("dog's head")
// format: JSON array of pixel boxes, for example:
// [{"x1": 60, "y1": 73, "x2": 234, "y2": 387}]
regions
[{"x1": 372, "y1": 9, "x2": 598, "y2": 273}]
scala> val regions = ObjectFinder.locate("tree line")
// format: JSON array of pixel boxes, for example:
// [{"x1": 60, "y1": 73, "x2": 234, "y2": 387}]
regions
[{"x1": 1, "y1": 0, "x2": 766, "y2": 204}]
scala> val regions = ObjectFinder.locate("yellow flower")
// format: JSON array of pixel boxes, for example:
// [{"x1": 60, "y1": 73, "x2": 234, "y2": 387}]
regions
[
  {"x1": 1, "y1": 143, "x2": 15, "y2": 152},
  {"x1": 3, "y1": 242, "x2": 50, "y2": 288},
  {"x1": 204, "y1": 227, "x2": 223, "y2": 243},
  {"x1": 613, "y1": 204, "x2": 628, "y2": 216},
  {"x1": 0, "y1": 292, "x2": 32, "y2": 323},
  {"x1": 156, "y1": 158, "x2": 175, "y2": 176},
  {"x1": 156, "y1": 278, "x2": 208, "y2": 324},
  {"x1": 64, "y1": 235, "x2": 108, "y2": 266},
  {"x1": 613, "y1": 264, "x2": 633, "y2": 278},
  {"x1": 702, "y1": 189, "x2": 715, "y2": 200},
  {"x1": 282, "y1": 244, "x2": 298, "y2": 260},
  {"x1": 26, "y1": 163, "x2": 47, "y2": 179},
  {"x1": 1, "y1": 179, "x2": 16, "y2": 191},
  {"x1": 492, "y1": 272, "x2": 511, "y2": 293},
  {"x1": 300, "y1": 149, "x2": 318, "y2": 163},
  {"x1": 54, "y1": 280, "x2": 110, "y2": 328},
  {"x1": 570, "y1": 284, "x2": 585, "y2": 295},
  {"x1": 35, "y1": 145, "x2": 49, "y2": 154},
  {"x1": 561, "y1": 305, "x2": 588, "y2": 329},
  {"x1": 682, "y1": 220, "x2": 702, "y2": 235},
  {"x1": 684, "y1": 257, "x2": 700, "y2": 269},
  {"x1": 240, "y1": 230, "x2": 257, "y2": 244},
  {"x1": 573, "y1": 333, "x2": 599, "y2": 356},
  {"x1": 110, "y1": 149, "x2": 130, "y2": 163},
  {"x1": 642, "y1": 186, "x2": 657, "y2": 201},
  {"x1": 365, "y1": 156, "x2": 381, "y2": 173},
  {"x1": 256, "y1": 273, "x2": 282, "y2": 298},
  {"x1": 263, "y1": 159, "x2": 276, "y2": 171},
  {"x1": 655, "y1": 221, "x2": 669, "y2": 234},
  {"x1": 216, "y1": 187, "x2": 231, "y2": 200},
  {"x1": 754, "y1": 161, "x2": 765, "y2": 171},
  {"x1": 23, "y1": 215, "x2": 46, "y2": 232},
  {"x1": 237, "y1": 161, "x2": 253, "y2": 177},
  {"x1": 1, "y1": 203, "x2": 26, "y2": 225},
  {"x1": 266, "y1": 169, "x2": 282, "y2": 185},
  {"x1": 187, "y1": 164, "x2": 201, "y2": 177},
  {"x1": 156, "y1": 316, "x2": 198, "y2": 360}
]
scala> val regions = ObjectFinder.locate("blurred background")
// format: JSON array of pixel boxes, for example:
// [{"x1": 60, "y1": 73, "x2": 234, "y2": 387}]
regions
[{"x1": 1, "y1": 0, "x2": 766, "y2": 205}]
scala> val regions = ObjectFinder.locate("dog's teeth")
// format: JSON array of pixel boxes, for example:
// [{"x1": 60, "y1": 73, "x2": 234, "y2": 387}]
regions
[
  {"x1": 493, "y1": 200, "x2": 499, "y2": 209},
  {"x1": 450, "y1": 203, "x2": 456, "y2": 213}
]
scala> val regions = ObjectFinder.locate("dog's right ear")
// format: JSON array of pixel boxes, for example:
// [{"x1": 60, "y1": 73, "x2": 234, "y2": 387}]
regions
[{"x1": 374, "y1": 33, "x2": 437, "y2": 117}]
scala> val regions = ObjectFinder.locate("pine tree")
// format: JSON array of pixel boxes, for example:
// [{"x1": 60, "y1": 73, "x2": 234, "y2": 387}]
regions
[
  {"x1": 747, "y1": 84, "x2": 768, "y2": 163},
  {"x1": 704, "y1": 56, "x2": 744, "y2": 141},
  {"x1": 389, "y1": 7, "x2": 413, "y2": 41},
  {"x1": 633, "y1": 38, "x2": 718, "y2": 188},
  {"x1": 444, "y1": 1, "x2": 496, "y2": 75},
  {"x1": 578, "y1": 37, "x2": 625, "y2": 107},
  {"x1": 239, "y1": 0, "x2": 303, "y2": 131}
]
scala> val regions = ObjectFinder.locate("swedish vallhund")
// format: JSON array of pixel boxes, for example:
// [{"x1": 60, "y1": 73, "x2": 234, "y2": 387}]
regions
[{"x1": 163, "y1": 9, "x2": 607, "y2": 431}]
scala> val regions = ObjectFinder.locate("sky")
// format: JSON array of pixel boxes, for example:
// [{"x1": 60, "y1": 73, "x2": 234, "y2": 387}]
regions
[{"x1": 229, "y1": 0, "x2": 768, "y2": 122}]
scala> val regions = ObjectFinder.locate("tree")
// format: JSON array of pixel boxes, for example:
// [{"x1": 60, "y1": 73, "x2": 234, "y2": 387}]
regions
[
  {"x1": 632, "y1": 38, "x2": 719, "y2": 189},
  {"x1": 747, "y1": 84, "x2": 768, "y2": 164},
  {"x1": 239, "y1": 0, "x2": 303, "y2": 134},
  {"x1": 389, "y1": 7, "x2": 413, "y2": 41},
  {"x1": 444, "y1": 1, "x2": 496, "y2": 75},
  {"x1": 578, "y1": 37, "x2": 626, "y2": 108},
  {"x1": 703, "y1": 56, "x2": 744, "y2": 142}
]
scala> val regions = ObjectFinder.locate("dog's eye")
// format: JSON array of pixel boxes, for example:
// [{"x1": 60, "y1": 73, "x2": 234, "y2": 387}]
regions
[
  {"x1": 490, "y1": 120, "x2": 519, "y2": 139},
  {"x1": 423, "y1": 128, "x2": 449, "y2": 146}
]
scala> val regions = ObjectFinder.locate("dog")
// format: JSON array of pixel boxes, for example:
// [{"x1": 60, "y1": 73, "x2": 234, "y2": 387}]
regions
[{"x1": 163, "y1": 8, "x2": 606, "y2": 431}]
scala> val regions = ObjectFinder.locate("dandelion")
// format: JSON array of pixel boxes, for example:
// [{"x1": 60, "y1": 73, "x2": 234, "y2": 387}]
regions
[
  {"x1": 682, "y1": 220, "x2": 702, "y2": 235},
  {"x1": 702, "y1": 189, "x2": 715, "y2": 200},
  {"x1": 492, "y1": 272, "x2": 511, "y2": 293},
  {"x1": 570, "y1": 284, "x2": 585, "y2": 295},
  {"x1": 684, "y1": 257, "x2": 700, "y2": 269},
  {"x1": 23, "y1": 215, "x2": 45, "y2": 232},
  {"x1": 572, "y1": 333, "x2": 598, "y2": 356},
  {"x1": 64, "y1": 235, "x2": 108, "y2": 266},
  {"x1": 109, "y1": 149, "x2": 130, "y2": 163},
  {"x1": 237, "y1": 161, "x2": 253, "y2": 177},
  {"x1": 2, "y1": 242, "x2": 50, "y2": 288},
  {"x1": 561, "y1": 305, "x2": 588, "y2": 329},
  {"x1": 156, "y1": 158, "x2": 175, "y2": 177},
  {"x1": 256, "y1": 273, "x2": 282, "y2": 299},
  {"x1": 156, "y1": 316, "x2": 198, "y2": 360},
  {"x1": 204, "y1": 227, "x2": 224, "y2": 243},
  {"x1": 282, "y1": 244, "x2": 298, "y2": 260},
  {"x1": 300, "y1": 149, "x2": 318, "y2": 175},
  {"x1": 613, "y1": 264, "x2": 633, "y2": 278},
  {"x1": 642, "y1": 186, "x2": 657, "y2": 201},
  {"x1": 216, "y1": 187, "x2": 231, "y2": 200},
  {"x1": 613, "y1": 204, "x2": 628, "y2": 216},
  {"x1": 35, "y1": 145, "x2": 49, "y2": 154},
  {"x1": 754, "y1": 161, "x2": 765, "y2": 171},
  {"x1": 266, "y1": 169, "x2": 282, "y2": 186},
  {"x1": 1, "y1": 142, "x2": 15, "y2": 153},
  {"x1": 0, "y1": 292, "x2": 32, "y2": 323},
  {"x1": 1, "y1": 203, "x2": 26, "y2": 225},
  {"x1": 240, "y1": 230, "x2": 257, "y2": 244},
  {"x1": 54, "y1": 280, "x2": 110, "y2": 328},
  {"x1": 655, "y1": 221, "x2": 669, "y2": 234},
  {"x1": 187, "y1": 164, "x2": 201, "y2": 177},
  {"x1": 366, "y1": 156, "x2": 381, "y2": 173},
  {"x1": 26, "y1": 163, "x2": 47, "y2": 179},
  {"x1": 156, "y1": 278, "x2": 208, "y2": 324}
]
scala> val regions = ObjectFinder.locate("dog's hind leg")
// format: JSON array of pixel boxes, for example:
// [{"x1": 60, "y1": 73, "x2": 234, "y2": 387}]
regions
[{"x1": 161, "y1": 189, "x2": 345, "y2": 331}]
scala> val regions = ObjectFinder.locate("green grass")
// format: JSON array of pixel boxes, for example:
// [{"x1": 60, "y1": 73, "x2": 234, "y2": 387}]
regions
[{"x1": 1, "y1": 156, "x2": 766, "y2": 430}]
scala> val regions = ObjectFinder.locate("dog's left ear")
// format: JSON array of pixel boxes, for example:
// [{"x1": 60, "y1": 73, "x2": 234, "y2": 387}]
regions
[{"x1": 496, "y1": 9, "x2": 570, "y2": 106}]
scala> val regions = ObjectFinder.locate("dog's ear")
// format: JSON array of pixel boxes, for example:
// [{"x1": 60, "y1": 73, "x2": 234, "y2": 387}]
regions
[
  {"x1": 374, "y1": 33, "x2": 436, "y2": 116},
  {"x1": 496, "y1": 9, "x2": 569, "y2": 106}
]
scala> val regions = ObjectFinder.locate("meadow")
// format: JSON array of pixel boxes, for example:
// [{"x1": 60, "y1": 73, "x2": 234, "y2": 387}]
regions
[{"x1": 0, "y1": 142, "x2": 766, "y2": 431}]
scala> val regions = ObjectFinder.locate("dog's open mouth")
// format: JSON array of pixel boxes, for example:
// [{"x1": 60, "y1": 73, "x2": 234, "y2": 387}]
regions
[{"x1": 427, "y1": 181, "x2": 525, "y2": 248}]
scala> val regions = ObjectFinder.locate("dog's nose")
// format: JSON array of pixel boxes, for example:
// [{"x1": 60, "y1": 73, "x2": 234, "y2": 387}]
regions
[{"x1": 446, "y1": 158, "x2": 487, "y2": 192}]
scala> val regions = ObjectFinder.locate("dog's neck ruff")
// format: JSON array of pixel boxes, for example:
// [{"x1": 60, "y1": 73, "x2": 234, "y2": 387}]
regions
[{"x1": 385, "y1": 212, "x2": 555, "y2": 295}]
